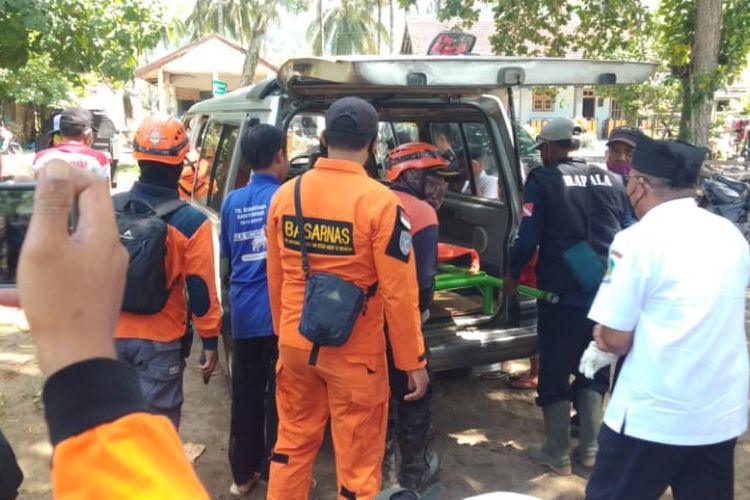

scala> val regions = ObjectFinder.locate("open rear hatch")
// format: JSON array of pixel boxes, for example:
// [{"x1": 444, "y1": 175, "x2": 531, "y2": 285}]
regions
[{"x1": 277, "y1": 55, "x2": 656, "y2": 97}]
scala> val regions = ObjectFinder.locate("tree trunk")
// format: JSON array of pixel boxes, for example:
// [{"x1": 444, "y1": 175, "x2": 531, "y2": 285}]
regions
[
  {"x1": 679, "y1": 0, "x2": 722, "y2": 146},
  {"x1": 318, "y1": 0, "x2": 324, "y2": 56},
  {"x1": 389, "y1": 0, "x2": 394, "y2": 54},
  {"x1": 240, "y1": 0, "x2": 279, "y2": 86}
]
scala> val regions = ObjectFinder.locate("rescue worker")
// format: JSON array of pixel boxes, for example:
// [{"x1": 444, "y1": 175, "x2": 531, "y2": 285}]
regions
[
  {"x1": 114, "y1": 117, "x2": 221, "y2": 429},
  {"x1": 179, "y1": 149, "x2": 214, "y2": 201},
  {"x1": 32, "y1": 107, "x2": 111, "y2": 182},
  {"x1": 582, "y1": 136, "x2": 749, "y2": 500},
  {"x1": 265, "y1": 97, "x2": 429, "y2": 499},
  {"x1": 220, "y1": 124, "x2": 286, "y2": 495},
  {"x1": 503, "y1": 117, "x2": 631, "y2": 475},
  {"x1": 1, "y1": 160, "x2": 209, "y2": 498},
  {"x1": 383, "y1": 142, "x2": 458, "y2": 491}
]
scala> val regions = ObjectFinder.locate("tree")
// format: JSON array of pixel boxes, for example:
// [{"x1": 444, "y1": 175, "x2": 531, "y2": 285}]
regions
[
  {"x1": 401, "y1": 0, "x2": 750, "y2": 147},
  {"x1": 1, "y1": 0, "x2": 166, "y2": 85},
  {"x1": 308, "y1": 0, "x2": 389, "y2": 55},
  {"x1": 178, "y1": 0, "x2": 307, "y2": 87}
]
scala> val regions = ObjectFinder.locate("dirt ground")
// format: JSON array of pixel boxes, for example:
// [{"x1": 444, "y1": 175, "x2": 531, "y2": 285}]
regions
[{"x1": 2, "y1": 304, "x2": 750, "y2": 500}]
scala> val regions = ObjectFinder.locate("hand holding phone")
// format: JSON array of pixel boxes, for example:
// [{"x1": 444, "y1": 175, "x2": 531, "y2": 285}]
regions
[{"x1": 10, "y1": 160, "x2": 127, "y2": 376}]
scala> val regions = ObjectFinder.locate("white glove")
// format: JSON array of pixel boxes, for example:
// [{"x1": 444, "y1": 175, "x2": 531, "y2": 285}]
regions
[{"x1": 578, "y1": 341, "x2": 618, "y2": 379}]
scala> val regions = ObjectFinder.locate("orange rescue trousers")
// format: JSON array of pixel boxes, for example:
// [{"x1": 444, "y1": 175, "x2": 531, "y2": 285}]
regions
[{"x1": 267, "y1": 345, "x2": 390, "y2": 500}]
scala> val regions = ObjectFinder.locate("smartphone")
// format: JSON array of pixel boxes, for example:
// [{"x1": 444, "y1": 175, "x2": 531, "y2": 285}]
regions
[{"x1": 0, "y1": 183, "x2": 35, "y2": 287}]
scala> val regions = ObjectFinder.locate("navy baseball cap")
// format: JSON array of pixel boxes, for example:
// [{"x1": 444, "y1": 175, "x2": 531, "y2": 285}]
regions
[{"x1": 326, "y1": 97, "x2": 378, "y2": 138}]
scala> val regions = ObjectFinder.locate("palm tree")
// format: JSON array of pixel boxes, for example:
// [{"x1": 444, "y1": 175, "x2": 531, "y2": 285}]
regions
[
  {"x1": 175, "y1": 0, "x2": 308, "y2": 86},
  {"x1": 178, "y1": 0, "x2": 253, "y2": 43},
  {"x1": 307, "y1": 0, "x2": 389, "y2": 55}
]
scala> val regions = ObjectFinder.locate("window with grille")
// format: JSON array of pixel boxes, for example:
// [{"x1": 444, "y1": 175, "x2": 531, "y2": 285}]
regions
[{"x1": 532, "y1": 89, "x2": 554, "y2": 112}]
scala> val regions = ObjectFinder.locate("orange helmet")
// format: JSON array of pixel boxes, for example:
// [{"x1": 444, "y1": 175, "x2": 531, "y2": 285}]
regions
[
  {"x1": 386, "y1": 142, "x2": 456, "y2": 182},
  {"x1": 132, "y1": 117, "x2": 189, "y2": 165}
]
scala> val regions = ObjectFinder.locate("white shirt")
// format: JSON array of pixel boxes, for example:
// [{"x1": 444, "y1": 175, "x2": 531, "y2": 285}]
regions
[
  {"x1": 589, "y1": 198, "x2": 750, "y2": 446},
  {"x1": 33, "y1": 143, "x2": 111, "y2": 181},
  {"x1": 462, "y1": 171, "x2": 499, "y2": 199}
]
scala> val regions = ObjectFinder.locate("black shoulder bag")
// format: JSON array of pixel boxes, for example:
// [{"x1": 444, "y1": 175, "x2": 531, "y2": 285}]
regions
[{"x1": 294, "y1": 175, "x2": 377, "y2": 365}]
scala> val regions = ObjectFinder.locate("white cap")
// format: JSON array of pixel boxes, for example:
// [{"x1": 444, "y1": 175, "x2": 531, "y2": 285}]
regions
[
  {"x1": 51, "y1": 114, "x2": 61, "y2": 133},
  {"x1": 532, "y1": 117, "x2": 582, "y2": 149}
]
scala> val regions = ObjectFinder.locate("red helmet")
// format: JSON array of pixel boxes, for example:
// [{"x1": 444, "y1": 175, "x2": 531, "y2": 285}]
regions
[
  {"x1": 132, "y1": 117, "x2": 189, "y2": 165},
  {"x1": 385, "y1": 142, "x2": 456, "y2": 182}
]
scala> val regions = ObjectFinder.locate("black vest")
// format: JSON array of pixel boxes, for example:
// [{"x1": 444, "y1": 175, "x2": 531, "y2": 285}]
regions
[{"x1": 529, "y1": 158, "x2": 629, "y2": 299}]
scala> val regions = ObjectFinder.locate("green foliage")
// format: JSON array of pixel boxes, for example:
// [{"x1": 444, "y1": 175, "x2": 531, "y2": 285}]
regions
[
  {"x1": 401, "y1": 0, "x2": 750, "y2": 144},
  {"x1": 0, "y1": 0, "x2": 47, "y2": 70},
  {"x1": 0, "y1": 55, "x2": 72, "y2": 107},
  {"x1": 175, "y1": 0, "x2": 308, "y2": 44},
  {"x1": 307, "y1": 0, "x2": 389, "y2": 55},
  {"x1": 403, "y1": 0, "x2": 651, "y2": 59},
  {"x1": 0, "y1": 0, "x2": 165, "y2": 92}
]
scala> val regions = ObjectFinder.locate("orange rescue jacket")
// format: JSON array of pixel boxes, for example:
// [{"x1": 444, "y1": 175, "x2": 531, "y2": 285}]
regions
[
  {"x1": 115, "y1": 183, "x2": 221, "y2": 345},
  {"x1": 45, "y1": 359, "x2": 208, "y2": 499},
  {"x1": 266, "y1": 158, "x2": 427, "y2": 372}
]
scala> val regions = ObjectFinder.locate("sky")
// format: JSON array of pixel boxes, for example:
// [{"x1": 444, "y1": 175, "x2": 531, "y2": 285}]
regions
[{"x1": 163, "y1": 0, "x2": 441, "y2": 63}]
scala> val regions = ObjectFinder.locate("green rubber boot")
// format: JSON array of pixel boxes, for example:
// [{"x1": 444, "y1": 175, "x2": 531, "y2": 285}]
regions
[
  {"x1": 526, "y1": 401, "x2": 572, "y2": 475},
  {"x1": 573, "y1": 388, "x2": 603, "y2": 468}
]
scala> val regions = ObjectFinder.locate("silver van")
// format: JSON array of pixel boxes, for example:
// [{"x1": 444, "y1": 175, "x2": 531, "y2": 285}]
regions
[{"x1": 183, "y1": 56, "x2": 654, "y2": 372}]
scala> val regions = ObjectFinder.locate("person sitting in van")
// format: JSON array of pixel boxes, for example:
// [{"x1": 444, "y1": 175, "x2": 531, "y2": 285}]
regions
[{"x1": 462, "y1": 148, "x2": 499, "y2": 199}]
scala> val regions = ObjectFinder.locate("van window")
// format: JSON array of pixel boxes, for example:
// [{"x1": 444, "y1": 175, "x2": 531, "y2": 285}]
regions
[
  {"x1": 463, "y1": 122, "x2": 501, "y2": 201},
  {"x1": 208, "y1": 125, "x2": 239, "y2": 211},
  {"x1": 376, "y1": 122, "x2": 419, "y2": 179},
  {"x1": 288, "y1": 113, "x2": 325, "y2": 159},
  {"x1": 194, "y1": 122, "x2": 222, "y2": 204},
  {"x1": 429, "y1": 121, "x2": 502, "y2": 202}
]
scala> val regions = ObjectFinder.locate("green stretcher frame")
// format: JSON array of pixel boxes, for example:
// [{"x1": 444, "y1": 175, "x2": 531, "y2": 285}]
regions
[{"x1": 435, "y1": 264, "x2": 559, "y2": 315}]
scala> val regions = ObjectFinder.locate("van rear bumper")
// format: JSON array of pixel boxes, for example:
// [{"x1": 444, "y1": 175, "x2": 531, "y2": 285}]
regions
[{"x1": 426, "y1": 324, "x2": 538, "y2": 372}]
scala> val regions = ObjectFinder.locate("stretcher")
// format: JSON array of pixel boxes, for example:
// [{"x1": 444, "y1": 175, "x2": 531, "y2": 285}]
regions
[{"x1": 435, "y1": 243, "x2": 559, "y2": 315}]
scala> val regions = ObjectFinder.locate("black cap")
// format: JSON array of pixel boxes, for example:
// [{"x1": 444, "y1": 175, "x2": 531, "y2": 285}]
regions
[
  {"x1": 632, "y1": 134, "x2": 706, "y2": 188},
  {"x1": 325, "y1": 97, "x2": 378, "y2": 138},
  {"x1": 607, "y1": 127, "x2": 640, "y2": 148},
  {"x1": 59, "y1": 107, "x2": 95, "y2": 136}
]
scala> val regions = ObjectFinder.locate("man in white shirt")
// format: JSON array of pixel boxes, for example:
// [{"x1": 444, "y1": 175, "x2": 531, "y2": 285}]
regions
[
  {"x1": 462, "y1": 149, "x2": 499, "y2": 199},
  {"x1": 32, "y1": 108, "x2": 111, "y2": 182},
  {"x1": 583, "y1": 134, "x2": 749, "y2": 499}
]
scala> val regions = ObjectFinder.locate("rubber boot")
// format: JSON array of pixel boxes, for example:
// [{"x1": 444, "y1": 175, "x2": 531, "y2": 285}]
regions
[
  {"x1": 526, "y1": 401, "x2": 572, "y2": 475},
  {"x1": 573, "y1": 388, "x2": 603, "y2": 468},
  {"x1": 382, "y1": 424, "x2": 399, "y2": 488},
  {"x1": 396, "y1": 396, "x2": 439, "y2": 492}
]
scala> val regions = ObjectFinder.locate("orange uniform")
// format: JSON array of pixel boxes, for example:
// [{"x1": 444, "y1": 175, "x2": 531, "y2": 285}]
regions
[
  {"x1": 266, "y1": 157, "x2": 427, "y2": 499},
  {"x1": 115, "y1": 187, "x2": 221, "y2": 344},
  {"x1": 44, "y1": 358, "x2": 208, "y2": 499}
]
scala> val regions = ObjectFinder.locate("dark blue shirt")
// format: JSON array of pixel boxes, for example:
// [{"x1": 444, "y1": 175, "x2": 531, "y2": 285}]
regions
[
  {"x1": 508, "y1": 161, "x2": 631, "y2": 307},
  {"x1": 219, "y1": 173, "x2": 281, "y2": 338}
]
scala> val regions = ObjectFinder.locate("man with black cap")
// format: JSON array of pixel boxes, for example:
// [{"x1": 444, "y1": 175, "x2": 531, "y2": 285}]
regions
[
  {"x1": 503, "y1": 117, "x2": 631, "y2": 475},
  {"x1": 265, "y1": 97, "x2": 429, "y2": 499},
  {"x1": 581, "y1": 135, "x2": 749, "y2": 499},
  {"x1": 604, "y1": 126, "x2": 640, "y2": 178},
  {"x1": 32, "y1": 107, "x2": 110, "y2": 181}
]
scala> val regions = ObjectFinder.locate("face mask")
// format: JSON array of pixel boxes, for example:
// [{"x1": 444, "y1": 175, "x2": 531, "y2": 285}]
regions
[
  {"x1": 399, "y1": 169, "x2": 447, "y2": 210},
  {"x1": 423, "y1": 174, "x2": 448, "y2": 210},
  {"x1": 608, "y1": 161, "x2": 632, "y2": 176}
]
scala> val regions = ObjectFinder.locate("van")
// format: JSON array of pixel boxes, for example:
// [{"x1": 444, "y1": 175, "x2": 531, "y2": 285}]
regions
[{"x1": 183, "y1": 56, "x2": 655, "y2": 372}]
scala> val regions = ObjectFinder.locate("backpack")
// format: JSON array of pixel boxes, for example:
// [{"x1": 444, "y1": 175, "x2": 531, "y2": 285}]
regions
[{"x1": 113, "y1": 193, "x2": 185, "y2": 314}]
